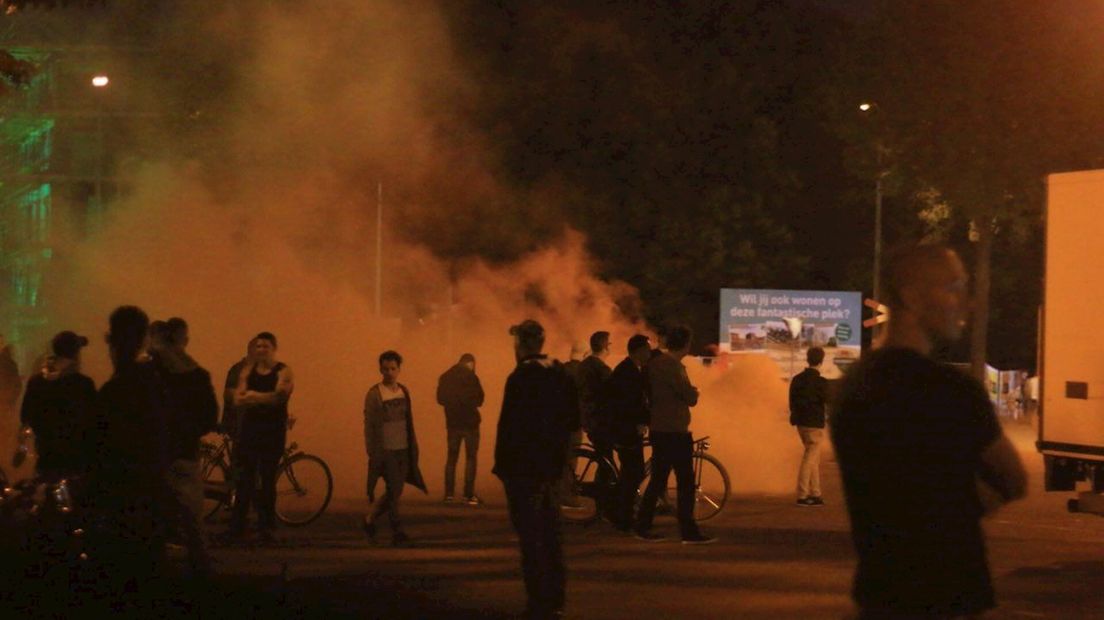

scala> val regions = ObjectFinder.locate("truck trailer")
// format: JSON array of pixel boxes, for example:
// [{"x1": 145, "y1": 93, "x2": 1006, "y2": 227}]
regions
[{"x1": 1039, "y1": 168, "x2": 1104, "y2": 513}]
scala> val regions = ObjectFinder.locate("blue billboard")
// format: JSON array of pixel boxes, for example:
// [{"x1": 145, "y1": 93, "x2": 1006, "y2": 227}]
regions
[{"x1": 719, "y1": 288, "x2": 863, "y2": 379}]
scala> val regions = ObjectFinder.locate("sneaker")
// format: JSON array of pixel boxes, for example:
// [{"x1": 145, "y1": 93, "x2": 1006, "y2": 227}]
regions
[
  {"x1": 464, "y1": 495, "x2": 484, "y2": 506},
  {"x1": 443, "y1": 496, "x2": 456, "y2": 504},
  {"x1": 807, "y1": 496, "x2": 825, "y2": 506},
  {"x1": 633, "y1": 529, "x2": 667, "y2": 542},
  {"x1": 392, "y1": 531, "x2": 413, "y2": 548},
  {"x1": 681, "y1": 532, "x2": 718, "y2": 545},
  {"x1": 796, "y1": 497, "x2": 813, "y2": 506},
  {"x1": 560, "y1": 499, "x2": 584, "y2": 510}
]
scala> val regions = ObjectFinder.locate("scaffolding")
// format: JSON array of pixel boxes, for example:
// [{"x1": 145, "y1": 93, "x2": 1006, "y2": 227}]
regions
[{"x1": 0, "y1": 48, "x2": 55, "y2": 365}]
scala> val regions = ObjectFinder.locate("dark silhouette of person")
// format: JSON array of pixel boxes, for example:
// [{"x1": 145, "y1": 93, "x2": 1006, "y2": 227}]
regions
[
  {"x1": 228, "y1": 332, "x2": 294, "y2": 543},
  {"x1": 0, "y1": 335, "x2": 22, "y2": 461},
  {"x1": 19, "y1": 331, "x2": 96, "y2": 479},
  {"x1": 832, "y1": 243, "x2": 1027, "y2": 618},
  {"x1": 152, "y1": 317, "x2": 218, "y2": 576},
  {"x1": 363, "y1": 350, "x2": 427, "y2": 547},
  {"x1": 436, "y1": 352, "x2": 485, "y2": 504},
  {"x1": 494, "y1": 319, "x2": 579, "y2": 619},
  {"x1": 595, "y1": 334, "x2": 653, "y2": 532},
  {"x1": 86, "y1": 305, "x2": 172, "y2": 607}
]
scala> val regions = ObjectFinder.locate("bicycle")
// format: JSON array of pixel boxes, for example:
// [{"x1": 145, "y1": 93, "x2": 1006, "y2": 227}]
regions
[
  {"x1": 564, "y1": 435, "x2": 730, "y2": 525},
  {"x1": 200, "y1": 431, "x2": 333, "y2": 527}
]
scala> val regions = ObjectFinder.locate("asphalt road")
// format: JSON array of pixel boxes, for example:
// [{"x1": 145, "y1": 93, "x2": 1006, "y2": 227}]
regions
[{"x1": 198, "y1": 423, "x2": 1104, "y2": 619}]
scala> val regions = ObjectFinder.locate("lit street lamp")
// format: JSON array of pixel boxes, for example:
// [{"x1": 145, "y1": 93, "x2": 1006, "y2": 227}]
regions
[{"x1": 91, "y1": 75, "x2": 109, "y2": 223}]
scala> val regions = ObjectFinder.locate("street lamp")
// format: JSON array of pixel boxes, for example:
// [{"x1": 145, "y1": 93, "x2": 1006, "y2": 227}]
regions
[{"x1": 91, "y1": 75, "x2": 109, "y2": 88}]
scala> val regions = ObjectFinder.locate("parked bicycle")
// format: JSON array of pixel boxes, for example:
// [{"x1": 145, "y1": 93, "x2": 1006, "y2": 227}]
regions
[
  {"x1": 200, "y1": 431, "x2": 333, "y2": 527},
  {"x1": 564, "y1": 435, "x2": 730, "y2": 525}
]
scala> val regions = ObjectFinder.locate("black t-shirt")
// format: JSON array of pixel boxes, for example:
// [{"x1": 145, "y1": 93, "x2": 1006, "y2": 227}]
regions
[{"x1": 831, "y1": 347, "x2": 1002, "y2": 614}]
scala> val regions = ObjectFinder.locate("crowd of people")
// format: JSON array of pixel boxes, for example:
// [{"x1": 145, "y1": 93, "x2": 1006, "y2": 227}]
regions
[{"x1": 1, "y1": 243, "x2": 1033, "y2": 619}]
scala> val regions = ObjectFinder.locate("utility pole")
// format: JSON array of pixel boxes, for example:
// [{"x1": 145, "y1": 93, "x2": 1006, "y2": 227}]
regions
[{"x1": 375, "y1": 181, "x2": 382, "y2": 316}]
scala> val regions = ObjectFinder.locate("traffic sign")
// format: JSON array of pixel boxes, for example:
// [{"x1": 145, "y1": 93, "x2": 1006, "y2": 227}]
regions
[{"x1": 862, "y1": 298, "x2": 889, "y2": 328}]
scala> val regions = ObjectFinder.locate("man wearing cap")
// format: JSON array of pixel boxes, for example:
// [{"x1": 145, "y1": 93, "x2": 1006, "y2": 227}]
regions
[
  {"x1": 494, "y1": 319, "x2": 580, "y2": 619},
  {"x1": 436, "y1": 353, "x2": 485, "y2": 505},
  {"x1": 19, "y1": 331, "x2": 97, "y2": 479}
]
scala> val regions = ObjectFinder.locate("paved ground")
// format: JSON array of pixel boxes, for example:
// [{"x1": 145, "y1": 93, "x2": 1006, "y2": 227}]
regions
[{"x1": 199, "y1": 423, "x2": 1104, "y2": 619}]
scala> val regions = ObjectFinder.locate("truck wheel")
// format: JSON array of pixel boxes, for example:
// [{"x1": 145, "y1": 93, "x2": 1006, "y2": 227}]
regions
[{"x1": 1068, "y1": 498, "x2": 1080, "y2": 513}]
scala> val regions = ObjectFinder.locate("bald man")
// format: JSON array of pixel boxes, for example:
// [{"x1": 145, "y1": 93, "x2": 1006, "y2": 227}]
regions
[{"x1": 831, "y1": 243, "x2": 1026, "y2": 619}]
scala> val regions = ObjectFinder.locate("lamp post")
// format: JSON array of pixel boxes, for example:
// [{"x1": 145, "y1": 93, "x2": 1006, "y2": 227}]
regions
[
  {"x1": 91, "y1": 75, "x2": 109, "y2": 226},
  {"x1": 859, "y1": 102, "x2": 886, "y2": 308}
]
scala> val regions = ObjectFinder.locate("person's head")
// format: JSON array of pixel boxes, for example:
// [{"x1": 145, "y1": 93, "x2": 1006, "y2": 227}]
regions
[
  {"x1": 148, "y1": 320, "x2": 170, "y2": 353},
  {"x1": 459, "y1": 353, "x2": 475, "y2": 371},
  {"x1": 379, "y1": 350, "x2": 402, "y2": 384},
  {"x1": 166, "y1": 317, "x2": 189, "y2": 350},
  {"x1": 51, "y1": 330, "x2": 89, "y2": 365},
  {"x1": 589, "y1": 331, "x2": 611, "y2": 357},
  {"x1": 882, "y1": 243, "x2": 970, "y2": 346},
  {"x1": 627, "y1": 334, "x2": 651, "y2": 367},
  {"x1": 806, "y1": 346, "x2": 825, "y2": 368},
  {"x1": 665, "y1": 324, "x2": 693, "y2": 357},
  {"x1": 510, "y1": 320, "x2": 545, "y2": 360},
  {"x1": 251, "y1": 332, "x2": 278, "y2": 365},
  {"x1": 107, "y1": 305, "x2": 150, "y2": 368}
]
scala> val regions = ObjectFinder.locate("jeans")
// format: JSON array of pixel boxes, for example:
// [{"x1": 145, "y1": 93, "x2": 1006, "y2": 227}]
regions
[
  {"x1": 636, "y1": 431, "x2": 699, "y2": 539},
  {"x1": 558, "y1": 430, "x2": 583, "y2": 505},
  {"x1": 166, "y1": 458, "x2": 211, "y2": 570},
  {"x1": 231, "y1": 418, "x2": 285, "y2": 533},
  {"x1": 613, "y1": 442, "x2": 645, "y2": 530},
  {"x1": 445, "y1": 427, "x2": 479, "y2": 498},
  {"x1": 370, "y1": 449, "x2": 409, "y2": 531},
  {"x1": 503, "y1": 477, "x2": 565, "y2": 616},
  {"x1": 589, "y1": 434, "x2": 616, "y2": 518},
  {"x1": 796, "y1": 426, "x2": 824, "y2": 499}
]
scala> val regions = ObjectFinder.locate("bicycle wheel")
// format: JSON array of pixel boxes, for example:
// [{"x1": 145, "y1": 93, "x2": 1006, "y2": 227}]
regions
[
  {"x1": 691, "y1": 453, "x2": 730, "y2": 521},
  {"x1": 200, "y1": 446, "x2": 232, "y2": 520},
  {"x1": 562, "y1": 447, "x2": 617, "y2": 525},
  {"x1": 275, "y1": 453, "x2": 333, "y2": 526}
]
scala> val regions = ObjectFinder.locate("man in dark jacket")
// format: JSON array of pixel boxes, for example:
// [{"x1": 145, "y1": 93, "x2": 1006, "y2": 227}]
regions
[
  {"x1": 597, "y1": 334, "x2": 653, "y2": 532},
  {"x1": 363, "y1": 350, "x2": 427, "y2": 547},
  {"x1": 436, "y1": 353, "x2": 485, "y2": 505},
  {"x1": 494, "y1": 319, "x2": 579, "y2": 619},
  {"x1": 636, "y1": 325, "x2": 715, "y2": 544},
  {"x1": 790, "y1": 346, "x2": 829, "y2": 507},
  {"x1": 20, "y1": 331, "x2": 97, "y2": 479},
  {"x1": 153, "y1": 317, "x2": 219, "y2": 574}
]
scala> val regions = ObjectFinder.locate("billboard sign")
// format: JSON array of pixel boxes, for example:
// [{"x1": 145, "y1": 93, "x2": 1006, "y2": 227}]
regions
[{"x1": 719, "y1": 288, "x2": 863, "y2": 379}]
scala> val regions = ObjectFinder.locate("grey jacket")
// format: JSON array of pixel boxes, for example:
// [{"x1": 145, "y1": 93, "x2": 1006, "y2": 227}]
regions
[{"x1": 363, "y1": 383, "x2": 427, "y2": 500}]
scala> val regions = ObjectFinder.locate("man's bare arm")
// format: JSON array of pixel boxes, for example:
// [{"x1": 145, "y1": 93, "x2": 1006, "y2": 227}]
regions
[
  {"x1": 232, "y1": 363, "x2": 252, "y2": 406},
  {"x1": 977, "y1": 432, "x2": 1028, "y2": 513}
]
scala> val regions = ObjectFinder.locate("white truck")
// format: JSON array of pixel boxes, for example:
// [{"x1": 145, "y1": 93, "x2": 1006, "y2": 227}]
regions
[{"x1": 1039, "y1": 168, "x2": 1104, "y2": 513}]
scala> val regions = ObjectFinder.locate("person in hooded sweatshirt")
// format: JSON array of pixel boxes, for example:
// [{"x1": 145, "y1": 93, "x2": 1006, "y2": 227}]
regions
[
  {"x1": 151, "y1": 317, "x2": 218, "y2": 577},
  {"x1": 19, "y1": 331, "x2": 97, "y2": 480}
]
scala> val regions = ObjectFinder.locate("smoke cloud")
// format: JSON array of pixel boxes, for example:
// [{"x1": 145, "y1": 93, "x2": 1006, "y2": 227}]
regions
[{"x1": 14, "y1": 1, "x2": 799, "y2": 503}]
